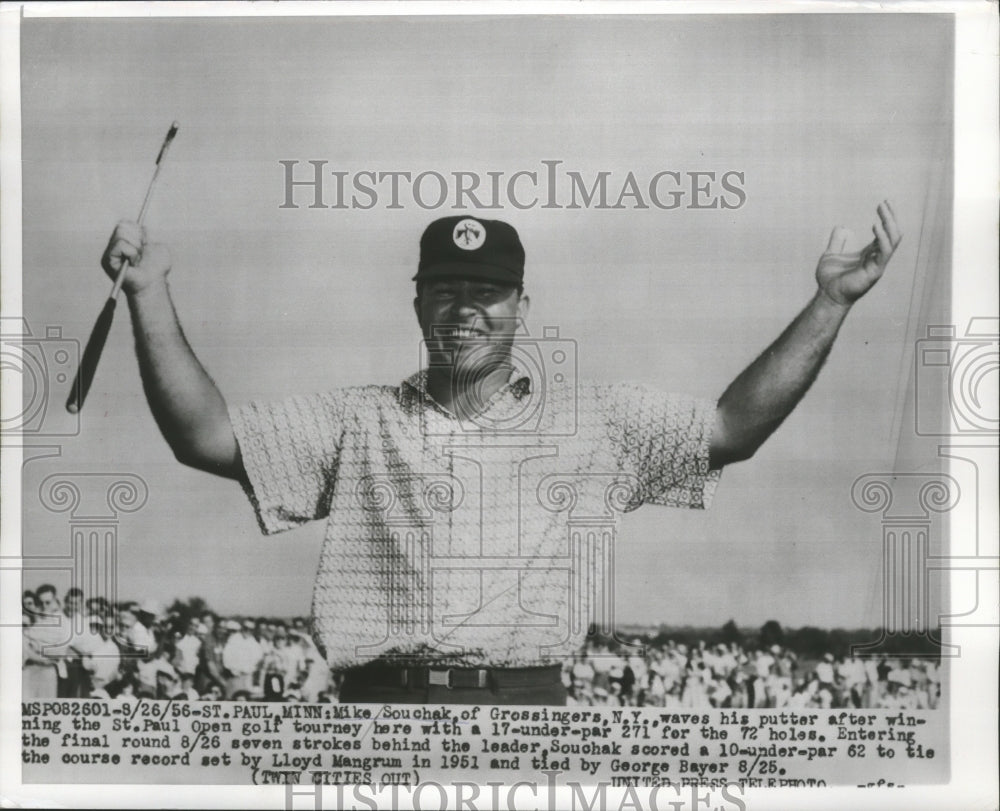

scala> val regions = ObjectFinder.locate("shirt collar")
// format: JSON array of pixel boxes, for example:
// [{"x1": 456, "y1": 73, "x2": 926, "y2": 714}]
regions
[{"x1": 400, "y1": 362, "x2": 532, "y2": 411}]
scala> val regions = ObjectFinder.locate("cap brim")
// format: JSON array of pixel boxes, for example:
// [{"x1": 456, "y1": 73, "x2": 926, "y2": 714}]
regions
[{"x1": 413, "y1": 261, "x2": 521, "y2": 286}]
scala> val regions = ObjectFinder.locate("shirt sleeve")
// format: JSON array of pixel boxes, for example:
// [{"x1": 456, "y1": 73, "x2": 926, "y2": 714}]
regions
[
  {"x1": 597, "y1": 382, "x2": 722, "y2": 511},
  {"x1": 230, "y1": 391, "x2": 347, "y2": 535}
]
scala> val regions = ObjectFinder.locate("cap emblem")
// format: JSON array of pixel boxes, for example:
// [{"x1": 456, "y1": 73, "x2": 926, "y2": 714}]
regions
[{"x1": 453, "y1": 218, "x2": 486, "y2": 250}]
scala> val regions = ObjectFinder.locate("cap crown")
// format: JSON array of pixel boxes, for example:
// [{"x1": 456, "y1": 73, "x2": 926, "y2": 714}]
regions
[{"x1": 415, "y1": 216, "x2": 524, "y2": 285}]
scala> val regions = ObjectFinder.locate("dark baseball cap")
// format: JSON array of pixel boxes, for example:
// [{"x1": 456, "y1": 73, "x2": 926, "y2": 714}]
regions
[{"x1": 414, "y1": 216, "x2": 524, "y2": 286}]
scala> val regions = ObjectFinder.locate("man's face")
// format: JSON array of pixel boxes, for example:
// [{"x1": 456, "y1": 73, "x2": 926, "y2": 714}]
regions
[
  {"x1": 36, "y1": 590, "x2": 59, "y2": 616},
  {"x1": 414, "y1": 278, "x2": 529, "y2": 374},
  {"x1": 119, "y1": 608, "x2": 136, "y2": 628},
  {"x1": 64, "y1": 593, "x2": 82, "y2": 617}
]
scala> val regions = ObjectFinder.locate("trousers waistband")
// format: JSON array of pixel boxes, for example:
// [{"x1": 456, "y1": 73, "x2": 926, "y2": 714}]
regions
[{"x1": 345, "y1": 663, "x2": 562, "y2": 690}]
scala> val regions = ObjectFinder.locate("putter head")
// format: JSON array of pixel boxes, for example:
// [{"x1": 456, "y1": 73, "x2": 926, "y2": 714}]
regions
[{"x1": 156, "y1": 122, "x2": 180, "y2": 165}]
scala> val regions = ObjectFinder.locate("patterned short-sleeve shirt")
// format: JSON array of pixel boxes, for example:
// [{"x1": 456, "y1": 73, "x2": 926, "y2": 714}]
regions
[{"x1": 231, "y1": 367, "x2": 721, "y2": 669}]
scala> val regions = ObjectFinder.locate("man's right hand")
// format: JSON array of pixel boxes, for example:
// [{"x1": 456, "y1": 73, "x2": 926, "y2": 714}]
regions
[{"x1": 101, "y1": 220, "x2": 172, "y2": 295}]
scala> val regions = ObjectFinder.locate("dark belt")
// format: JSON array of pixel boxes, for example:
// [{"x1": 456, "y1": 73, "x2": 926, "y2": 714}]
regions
[{"x1": 346, "y1": 663, "x2": 562, "y2": 691}]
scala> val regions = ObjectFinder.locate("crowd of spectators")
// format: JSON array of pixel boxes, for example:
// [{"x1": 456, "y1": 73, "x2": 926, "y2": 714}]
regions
[
  {"x1": 564, "y1": 639, "x2": 940, "y2": 710},
  {"x1": 21, "y1": 586, "x2": 334, "y2": 702},
  {"x1": 22, "y1": 586, "x2": 940, "y2": 710}
]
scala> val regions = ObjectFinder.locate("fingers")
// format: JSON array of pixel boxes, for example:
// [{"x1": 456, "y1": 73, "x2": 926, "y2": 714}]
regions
[
  {"x1": 872, "y1": 221, "x2": 892, "y2": 263},
  {"x1": 101, "y1": 220, "x2": 145, "y2": 276},
  {"x1": 869, "y1": 199, "x2": 902, "y2": 273},
  {"x1": 826, "y1": 201, "x2": 902, "y2": 260},
  {"x1": 877, "y1": 199, "x2": 903, "y2": 249},
  {"x1": 826, "y1": 226, "x2": 851, "y2": 254},
  {"x1": 114, "y1": 219, "x2": 144, "y2": 249}
]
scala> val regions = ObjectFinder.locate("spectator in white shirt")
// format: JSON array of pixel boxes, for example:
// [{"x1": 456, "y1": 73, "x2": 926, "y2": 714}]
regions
[
  {"x1": 83, "y1": 615, "x2": 122, "y2": 694},
  {"x1": 222, "y1": 619, "x2": 264, "y2": 698},
  {"x1": 173, "y1": 618, "x2": 203, "y2": 679},
  {"x1": 118, "y1": 602, "x2": 154, "y2": 656},
  {"x1": 26, "y1": 585, "x2": 68, "y2": 697}
]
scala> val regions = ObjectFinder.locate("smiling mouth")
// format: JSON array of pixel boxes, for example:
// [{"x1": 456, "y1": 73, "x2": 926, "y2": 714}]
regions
[{"x1": 435, "y1": 326, "x2": 488, "y2": 340}]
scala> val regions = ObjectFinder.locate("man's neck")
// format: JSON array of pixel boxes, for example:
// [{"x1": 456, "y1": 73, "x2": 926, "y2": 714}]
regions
[{"x1": 425, "y1": 362, "x2": 513, "y2": 420}]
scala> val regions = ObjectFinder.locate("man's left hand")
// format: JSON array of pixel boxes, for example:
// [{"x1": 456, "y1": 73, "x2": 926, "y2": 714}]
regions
[{"x1": 816, "y1": 200, "x2": 902, "y2": 307}]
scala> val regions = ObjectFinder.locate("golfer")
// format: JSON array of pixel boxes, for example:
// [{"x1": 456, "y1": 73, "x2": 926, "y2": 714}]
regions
[{"x1": 101, "y1": 205, "x2": 901, "y2": 705}]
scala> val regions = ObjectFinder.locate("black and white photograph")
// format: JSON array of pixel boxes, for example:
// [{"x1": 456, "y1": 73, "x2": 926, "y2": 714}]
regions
[{"x1": 1, "y1": 2, "x2": 996, "y2": 809}]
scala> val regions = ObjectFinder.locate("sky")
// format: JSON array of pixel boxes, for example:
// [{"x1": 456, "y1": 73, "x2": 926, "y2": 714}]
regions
[{"x1": 17, "y1": 12, "x2": 955, "y2": 629}]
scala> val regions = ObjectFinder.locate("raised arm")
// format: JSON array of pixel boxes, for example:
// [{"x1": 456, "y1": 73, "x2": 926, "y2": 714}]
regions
[
  {"x1": 101, "y1": 221, "x2": 243, "y2": 478},
  {"x1": 709, "y1": 201, "x2": 902, "y2": 469}
]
